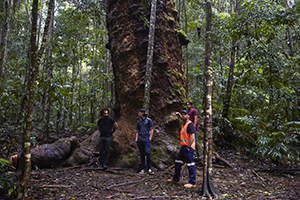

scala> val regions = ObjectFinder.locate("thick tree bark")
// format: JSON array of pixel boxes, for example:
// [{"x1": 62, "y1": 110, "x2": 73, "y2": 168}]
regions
[
  {"x1": 17, "y1": 0, "x2": 54, "y2": 198},
  {"x1": 143, "y1": 0, "x2": 157, "y2": 111},
  {"x1": 202, "y1": 0, "x2": 219, "y2": 197},
  {"x1": 105, "y1": 0, "x2": 188, "y2": 167}
]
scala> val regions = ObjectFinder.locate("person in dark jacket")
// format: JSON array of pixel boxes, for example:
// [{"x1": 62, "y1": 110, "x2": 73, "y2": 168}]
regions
[{"x1": 97, "y1": 108, "x2": 118, "y2": 169}]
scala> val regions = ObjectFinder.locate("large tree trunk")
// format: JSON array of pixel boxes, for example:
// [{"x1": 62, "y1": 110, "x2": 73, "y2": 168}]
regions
[
  {"x1": 105, "y1": 0, "x2": 188, "y2": 167},
  {"x1": 202, "y1": 0, "x2": 219, "y2": 197}
]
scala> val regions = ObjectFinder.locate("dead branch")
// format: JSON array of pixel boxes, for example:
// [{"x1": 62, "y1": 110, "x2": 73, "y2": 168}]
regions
[
  {"x1": 151, "y1": 184, "x2": 159, "y2": 190},
  {"x1": 39, "y1": 185, "x2": 71, "y2": 188},
  {"x1": 87, "y1": 157, "x2": 98, "y2": 166},
  {"x1": 130, "y1": 195, "x2": 184, "y2": 199},
  {"x1": 166, "y1": 164, "x2": 174, "y2": 171},
  {"x1": 252, "y1": 170, "x2": 265, "y2": 182},
  {"x1": 81, "y1": 167, "x2": 129, "y2": 175},
  {"x1": 213, "y1": 152, "x2": 234, "y2": 168},
  {"x1": 106, "y1": 177, "x2": 157, "y2": 190}
]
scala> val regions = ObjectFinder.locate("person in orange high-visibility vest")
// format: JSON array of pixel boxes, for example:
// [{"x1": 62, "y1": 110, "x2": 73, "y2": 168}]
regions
[{"x1": 167, "y1": 110, "x2": 196, "y2": 188}]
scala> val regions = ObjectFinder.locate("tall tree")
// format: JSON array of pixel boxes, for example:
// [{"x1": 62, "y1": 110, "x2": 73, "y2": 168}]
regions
[
  {"x1": 17, "y1": 0, "x2": 54, "y2": 198},
  {"x1": 143, "y1": 0, "x2": 157, "y2": 111},
  {"x1": 105, "y1": 0, "x2": 188, "y2": 165},
  {"x1": 202, "y1": 0, "x2": 219, "y2": 197}
]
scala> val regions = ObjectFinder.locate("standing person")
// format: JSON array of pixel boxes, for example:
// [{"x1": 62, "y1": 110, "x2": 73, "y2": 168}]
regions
[
  {"x1": 97, "y1": 108, "x2": 119, "y2": 169},
  {"x1": 187, "y1": 101, "x2": 201, "y2": 158},
  {"x1": 168, "y1": 110, "x2": 196, "y2": 188},
  {"x1": 135, "y1": 109, "x2": 154, "y2": 175}
]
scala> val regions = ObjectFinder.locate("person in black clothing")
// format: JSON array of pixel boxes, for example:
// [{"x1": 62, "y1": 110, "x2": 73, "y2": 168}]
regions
[{"x1": 97, "y1": 108, "x2": 119, "y2": 169}]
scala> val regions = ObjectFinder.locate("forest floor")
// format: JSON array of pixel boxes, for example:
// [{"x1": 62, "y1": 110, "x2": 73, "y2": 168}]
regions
[{"x1": 24, "y1": 148, "x2": 300, "y2": 200}]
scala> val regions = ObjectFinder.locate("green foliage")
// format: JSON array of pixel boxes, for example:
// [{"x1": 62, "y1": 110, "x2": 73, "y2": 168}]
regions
[
  {"x1": 0, "y1": 158, "x2": 16, "y2": 197},
  {"x1": 254, "y1": 130, "x2": 299, "y2": 167}
]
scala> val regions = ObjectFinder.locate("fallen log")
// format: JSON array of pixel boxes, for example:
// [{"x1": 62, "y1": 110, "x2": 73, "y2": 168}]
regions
[{"x1": 30, "y1": 136, "x2": 79, "y2": 168}]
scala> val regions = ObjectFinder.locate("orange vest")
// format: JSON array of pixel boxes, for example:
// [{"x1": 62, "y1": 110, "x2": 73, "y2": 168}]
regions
[{"x1": 180, "y1": 120, "x2": 196, "y2": 150}]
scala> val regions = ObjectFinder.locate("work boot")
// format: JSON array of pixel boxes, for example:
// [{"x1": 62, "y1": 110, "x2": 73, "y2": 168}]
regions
[
  {"x1": 167, "y1": 178, "x2": 180, "y2": 184},
  {"x1": 184, "y1": 183, "x2": 196, "y2": 188}
]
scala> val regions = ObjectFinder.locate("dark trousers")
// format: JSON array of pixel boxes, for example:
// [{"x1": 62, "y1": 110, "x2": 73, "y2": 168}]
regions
[
  {"x1": 99, "y1": 136, "x2": 112, "y2": 166},
  {"x1": 137, "y1": 141, "x2": 151, "y2": 170},
  {"x1": 173, "y1": 146, "x2": 196, "y2": 185}
]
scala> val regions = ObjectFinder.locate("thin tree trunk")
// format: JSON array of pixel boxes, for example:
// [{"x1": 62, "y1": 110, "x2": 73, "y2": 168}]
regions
[
  {"x1": 183, "y1": 0, "x2": 188, "y2": 91},
  {"x1": 16, "y1": 0, "x2": 39, "y2": 198},
  {"x1": 62, "y1": 66, "x2": 67, "y2": 129},
  {"x1": 69, "y1": 53, "x2": 77, "y2": 126},
  {"x1": 104, "y1": 46, "x2": 109, "y2": 107},
  {"x1": 25, "y1": 0, "x2": 32, "y2": 25},
  {"x1": 0, "y1": 0, "x2": 9, "y2": 78},
  {"x1": 43, "y1": 0, "x2": 55, "y2": 138},
  {"x1": 202, "y1": 0, "x2": 219, "y2": 197},
  {"x1": 17, "y1": 0, "x2": 54, "y2": 198},
  {"x1": 56, "y1": 69, "x2": 62, "y2": 133},
  {"x1": 285, "y1": 0, "x2": 294, "y2": 57},
  {"x1": 1, "y1": 0, "x2": 12, "y2": 78},
  {"x1": 222, "y1": 0, "x2": 239, "y2": 119},
  {"x1": 222, "y1": 43, "x2": 236, "y2": 118},
  {"x1": 178, "y1": 0, "x2": 181, "y2": 27},
  {"x1": 37, "y1": 0, "x2": 44, "y2": 45},
  {"x1": 143, "y1": 0, "x2": 157, "y2": 111},
  {"x1": 78, "y1": 60, "x2": 82, "y2": 122},
  {"x1": 0, "y1": 1, "x2": 3, "y2": 47}
]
